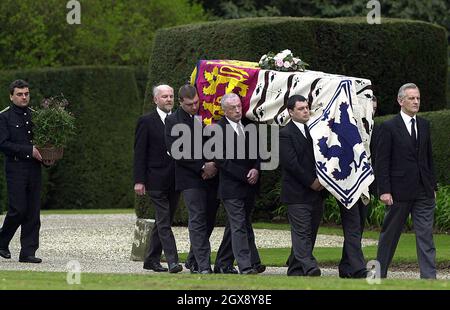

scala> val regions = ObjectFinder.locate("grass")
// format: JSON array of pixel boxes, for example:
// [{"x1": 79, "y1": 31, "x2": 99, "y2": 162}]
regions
[
  {"x1": 245, "y1": 223, "x2": 450, "y2": 267},
  {"x1": 2, "y1": 212, "x2": 448, "y2": 290},
  {"x1": 0, "y1": 270, "x2": 449, "y2": 290}
]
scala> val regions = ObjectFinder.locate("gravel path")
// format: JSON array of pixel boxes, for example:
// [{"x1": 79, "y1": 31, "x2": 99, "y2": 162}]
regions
[{"x1": 0, "y1": 214, "x2": 449, "y2": 280}]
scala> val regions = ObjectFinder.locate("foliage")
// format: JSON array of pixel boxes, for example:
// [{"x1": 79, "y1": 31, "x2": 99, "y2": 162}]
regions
[
  {"x1": 0, "y1": 0, "x2": 207, "y2": 69},
  {"x1": 435, "y1": 185, "x2": 450, "y2": 231},
  {"x1": 322, "y1": 195, "x2": 341, "y2": 225},
  {"x1": 0, "y1": 66, "x2": 141, "y2": 210},
  {"x1": 258, "y1": 49, "x2": 308, "y2": 72},
  {"x1": 32, "y1": 95, "x2": 76, "y2": 148},
  {"x1": 198, "y1": 0, "x2": 450, "y2": 42},
  {"x1": 145, "y1": 17, "x2": 447, "y2": 116}
]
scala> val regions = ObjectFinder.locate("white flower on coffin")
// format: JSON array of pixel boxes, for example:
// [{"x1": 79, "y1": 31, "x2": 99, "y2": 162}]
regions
[{"x1": 258, "y1": 49, "x2": 309, "y2": 72}]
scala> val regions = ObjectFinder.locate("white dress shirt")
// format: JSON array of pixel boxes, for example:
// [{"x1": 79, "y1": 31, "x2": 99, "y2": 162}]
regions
[
  {"x1": 400, "y1": 110, "x2": 417, "y2": 138},
  {"x1": 156, "y1": 107, "x2": 171, "y2": 124},
  {"x1": 292, "y1": 120, "x2": 308, "y2": 139},
  {"x1": 225, "y1": 117, "x2": 245, "y2": 135}
]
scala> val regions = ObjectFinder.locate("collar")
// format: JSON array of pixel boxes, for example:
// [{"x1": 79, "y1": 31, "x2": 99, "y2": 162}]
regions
[
  {"x1": 400, "y1": 110, "x2": 416, "y2": 126},
  {"x1": 225, "y1": 117, "x2": 243, "y2": 131},
  {"x1": 292, "y1": 120, "x2": 307, "y2": 137},
  {"x1": 156, "y1": 107, "x2": 170, "y2": 122},
  {"x1": 11, "y1": 104, "x2": 30, "y2": 115}
]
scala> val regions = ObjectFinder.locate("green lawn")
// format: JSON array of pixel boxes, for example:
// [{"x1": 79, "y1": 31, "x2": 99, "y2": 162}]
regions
[
  {"x1": 251, "y1": 223, "x2": 450, "y2": 267},
  {"x1": 3, "y1": 213, "x2": 446, "y2": 290},
  {"x1": 0, "y1": 270, "x2": 449, "y2": 290}
]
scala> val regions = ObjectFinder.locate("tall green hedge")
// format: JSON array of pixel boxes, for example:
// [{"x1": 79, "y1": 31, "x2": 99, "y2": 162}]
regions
[
  {"x1": 447, "y1": 65, "x2": 450, "y2": 108},
  {"x1": 0, "y1": 66, "x2": 141, "y2": 212},
  {"x1": 145, "y1": 17, "x2": 448, "y2": 116}
]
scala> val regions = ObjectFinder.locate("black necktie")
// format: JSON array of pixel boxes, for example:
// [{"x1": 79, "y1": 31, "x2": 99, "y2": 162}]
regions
[
  {"x1": 304, "y1": 124, "x2": 312, "y2": 144},
  {"x1": 411, "y1": 118, "x2": 417, "y2": 148}
]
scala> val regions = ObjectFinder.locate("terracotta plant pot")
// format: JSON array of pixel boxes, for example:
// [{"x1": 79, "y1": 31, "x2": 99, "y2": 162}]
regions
[{"x1": 37, "y1": 146, "x2": 64, "y2": 166}]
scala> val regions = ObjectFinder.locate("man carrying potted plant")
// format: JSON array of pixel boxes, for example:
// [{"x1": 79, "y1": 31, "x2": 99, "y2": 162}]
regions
[{"x1": 0, "y1": 79, "x2": 43, "y2": 263}]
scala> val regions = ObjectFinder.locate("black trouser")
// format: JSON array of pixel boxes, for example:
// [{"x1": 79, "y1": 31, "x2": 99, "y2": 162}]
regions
[
  {"x1": 183, "y1": 187, "x2": 212, "y2": 271},
  {"x1": 144, "y1": 189, "x2": 180, "y2": 266},
  {"x1": 286, "y1": 198, "x2": 324, "y2": 276},
  {"x1": 338, "y1": 199, "x2": 368, "y2": 278},
  {"x1": 376, "y1": 189, "x2": 436, "y2": 279},
  {"x1": 222, "y1": 195, "x2": 260, "y2": 273},
  {"x1": 0, "y1": 160, "x2": 41, "y2": 257},
  {"x1": 185, "y1": 180, "x2": 233, "y2": 270}
]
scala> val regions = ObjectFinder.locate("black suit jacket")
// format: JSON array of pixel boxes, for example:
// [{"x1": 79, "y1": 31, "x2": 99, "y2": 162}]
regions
[
  {"x1": 133, "y1": 111, "x2": 175, "y2": 191},
  {"x1": 165, "y1": 107, "x2": 205, "y2": 191},
  {"x1": 376, "y1": 114, "x2": 437, "y2": 201},
  {"x1": 215, "y1": 117, "x2": 260, "y2": 200},
  {"x1": 279, "y1": 121, "x2": 322, "y2": 204},
  {"x1": 369, "y1": 122, "x2": 380, "y2": 196}
]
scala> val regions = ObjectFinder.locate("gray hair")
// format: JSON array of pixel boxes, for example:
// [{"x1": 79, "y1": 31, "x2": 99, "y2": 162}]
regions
[
  {"x1": 153, "y1": 84, "x2": 173, "y2": 97},
  {"x1": 398, "y1": 83, "x2": 419, "y2": 99},
  {"x1": 220, "y1": 93, "x2": 240, "y2": 110}
]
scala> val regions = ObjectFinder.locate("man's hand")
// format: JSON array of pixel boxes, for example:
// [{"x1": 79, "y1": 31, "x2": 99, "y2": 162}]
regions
[
  {"x1": 32, "y1": 146, "x2": 42, "y2": 162},
  {"x1": 247, "y1": 168, "x2": 259, "y2": 185},
  {"x1": 310, "y1": 178, "x2": 324, "y2": 191},
  {"x1": 202, "y1": 162, "x2": 217, "y2": 180},
  {"x1": 134, "y1": 183, "x2": 146, "y2": 196},
  {"x1": 380, "y1": 193, "x2": 393, "y2": 206}
]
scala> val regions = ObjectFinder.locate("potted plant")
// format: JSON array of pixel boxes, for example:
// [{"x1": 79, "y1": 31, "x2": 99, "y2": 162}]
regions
[{"x1": 32, "y1": 94, "x2": 76, "y2": 166}]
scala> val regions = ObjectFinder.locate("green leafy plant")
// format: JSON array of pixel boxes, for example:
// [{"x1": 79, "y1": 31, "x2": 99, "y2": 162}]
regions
[
  {"x1": 32, "y1": 94, "x2": 76, "y2": 148},
  {"x1": 434, "y1": 184, "x2": 450, "y2": 231}
]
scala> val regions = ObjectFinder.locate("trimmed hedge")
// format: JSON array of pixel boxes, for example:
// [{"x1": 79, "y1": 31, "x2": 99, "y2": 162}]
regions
[
  {"x1": 447, "y1": 65, "x2": 450, "y2": 108},
  {"x1": 145, "y1": 17, "x2": 447, "y2": 116},
  {"x1": 0, "y1": 66, "x2": 141, "y2": 212}
]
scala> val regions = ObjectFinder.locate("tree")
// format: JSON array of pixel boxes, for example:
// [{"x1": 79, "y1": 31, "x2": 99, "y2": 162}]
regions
[{"x1": 0, "y1": 0, "x2": 208, "y2": 69}]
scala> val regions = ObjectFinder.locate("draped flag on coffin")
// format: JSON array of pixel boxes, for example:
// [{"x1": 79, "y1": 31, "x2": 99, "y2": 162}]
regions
[{"x1": 191, "y1": 59, "x2": 375, "y2": 208}]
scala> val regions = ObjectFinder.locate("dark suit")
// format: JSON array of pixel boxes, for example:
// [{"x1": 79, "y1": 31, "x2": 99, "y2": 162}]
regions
[
  {"x1": 376, "y1": 113, "x2": 437, "y2": 278},
  {"x1": 134, "y1": 110, "x2": 180, "y2": 266},
  {"x1": 369, "y1": 122, "x2": 380, "y2": 197},
  {"x1": 0, "y1": 105, "x2": 41, "y2": 258},
  {"x1": 184, "y1": 176, "x2": 234, "y2": 272},
  {"x1": 215, "y1": 117, "x2": 261, "y2": 273},
  {"x1": 165, "y1": 107, "x2": 231, "y2": 272},
  {"x1": 279, "y1": 121, "x2": 324, "y2": 276}
]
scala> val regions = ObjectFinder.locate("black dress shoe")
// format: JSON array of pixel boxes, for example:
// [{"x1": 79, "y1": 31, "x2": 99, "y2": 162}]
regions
[
  {"x1": 241, "y1": 268, "x2": 258, "y2": 275},
  {"x1": 168, "y1": 263, "x2": 183, "y2": 274},
  {"x1": 143, "y1": 262, "x2": 168, "y2": 272},
  {"x1": 214, "y1": 265, "x2": 238, "y2": 274},
  {"x1": 253, "y1": 264, "x2": 266, "y2": 274},
  {"x1": 352, "y1": 269, "x2": 370, "y2": 279},
  {"x1": 19, "y1": 256, "x2": 42, "y2": 264},
  {"x1": 0, "y1": 248, "x2": 11, "y2": 259},
  {"x1": 306, "y1": 267, "x2": 321, "y2": 277}
]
